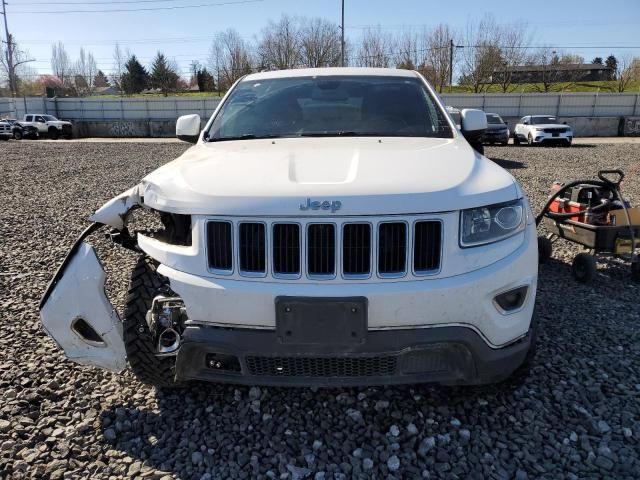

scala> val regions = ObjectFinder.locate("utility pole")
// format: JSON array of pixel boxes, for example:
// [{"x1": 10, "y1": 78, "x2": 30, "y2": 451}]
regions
[
  {"x1": 449, "y1": 39, "x2": 454, "y2": 92},
  {"x1": 1, "y1": 0, "x2": 33, "y2": 97},
  {"x1": 340, "y1": 0, "x2": 345, "y2": 67}
]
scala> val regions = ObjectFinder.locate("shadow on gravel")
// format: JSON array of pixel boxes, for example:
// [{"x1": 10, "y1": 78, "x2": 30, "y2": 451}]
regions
[{"x1": 490, "y1": 158, "x2": 526, "y2": 169}]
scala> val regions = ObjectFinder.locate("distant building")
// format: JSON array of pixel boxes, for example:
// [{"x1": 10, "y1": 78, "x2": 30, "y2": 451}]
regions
[{"x1": 492, "y1": 64, "x2": 614, "y2": 84}]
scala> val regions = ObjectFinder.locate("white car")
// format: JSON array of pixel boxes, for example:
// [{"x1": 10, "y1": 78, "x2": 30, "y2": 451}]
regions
[
  {"x1": 514, "y1": 115, "x2": 572, "y2": 146},
  {"x1": 39, "y1": 68, "x2": 538, "y2": 387},
  {"x1": 22, "y1": 114, "x2": 73, "y2": 140}
]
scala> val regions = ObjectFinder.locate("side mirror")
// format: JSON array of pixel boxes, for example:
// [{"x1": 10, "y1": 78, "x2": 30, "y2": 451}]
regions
[
  {"x1": 460, "y1": 109, "x2": 487, "y2": 148},
  {"x1": 176, "y1": 114, "x2": 201, "y2": 143}
]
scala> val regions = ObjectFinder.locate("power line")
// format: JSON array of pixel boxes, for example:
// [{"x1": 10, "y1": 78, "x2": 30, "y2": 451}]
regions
[
  {"x1": 19, "y1": 0, "x2": 197, "y2": 4},
  {"x1": 11, "y1": 0, "x2": 262, "y2": 14}
]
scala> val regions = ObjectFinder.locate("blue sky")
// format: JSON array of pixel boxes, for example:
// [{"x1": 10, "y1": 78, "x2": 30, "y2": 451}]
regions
[{"x1": 7, "y1": 0, "x2": 640, "y2": 79}]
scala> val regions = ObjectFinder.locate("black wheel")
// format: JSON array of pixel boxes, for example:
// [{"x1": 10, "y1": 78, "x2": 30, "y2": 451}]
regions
[
  {"x1": 63, "y1": 134, "x2": 73, "y2": 140},
  {"x1": 500, "y1": 141, "x2": 509, "y2": 146},
  {"x1": 48, "y1": 128, "x2": 59, "y2": 140},
  {"x1": 527, "y1": 133, "x2": 534, "y2": 146},
  {"x1": 513, "y1": 136, "x2": 520, "y2": 146},
  {"x1": 631, "y1": 261, "x2": 640, "y2": 283},
  {"x1": 572, "y1": 253, "x2": 597, "y2": 283},
  {"x1": 123, "y1": 256, "x2": 180, "y2": 387},
  {"x1": 537, "y1": 236, "x2": 552, "y2": 264},
  {"x1": 13, "y1": 130, "x2": 23, "y2": 140}
]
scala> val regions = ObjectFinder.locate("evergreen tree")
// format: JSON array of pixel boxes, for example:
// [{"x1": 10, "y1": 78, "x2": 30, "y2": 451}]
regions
[
  {"x1": 196, "y1": 68, "x2": 215, "y2": 92},
  {"x1": 591, "y1": 57, "x2": 603, "y2": 65},
  {"x1": 150, "y1": 52, "x2": 179, "y2": 96},
  {"x1": 606, "y1": 55, "x2": 618, "y2": 79},
  {"x1": 94, "y1": 70, "x2": 110, "y2": 88},
  {"x1": 121, "y1": 55, "x2": 149, "y2": 94}
]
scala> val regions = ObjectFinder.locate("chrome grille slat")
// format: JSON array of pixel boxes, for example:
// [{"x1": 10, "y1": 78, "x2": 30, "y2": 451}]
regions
[
  {"x1": 378, "y1": 222, "x2": 407, "y2": 276},
  {"x1": 273, "y1": 224, "x2": 301, "y2": 275},
  {"x1": 239, "y1": 223, "x2": 266, "y2": 273},
  {"x1": 207, "y1": 221, "x2": 232, "y2": 271},
  {"x1": 206, "y1": 217, "x2": 441, "y2": 280},
  {"x1": 414, "y1": 221, "x2": 442, "y2": 273},
  {"x1": 308, "y1": 224, "x2": 335, "y2": 276},
  {"x1": 343, "y1": 223, "x2": 371, "y2": 276}
]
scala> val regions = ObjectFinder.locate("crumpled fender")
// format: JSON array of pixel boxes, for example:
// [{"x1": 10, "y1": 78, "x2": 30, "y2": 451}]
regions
[
  {"x1": 90, "y1": 184, "x2": 143, "y2": 230},
  {"x1": 40, "y1": 242, "x2": 127, "y2": 372}
]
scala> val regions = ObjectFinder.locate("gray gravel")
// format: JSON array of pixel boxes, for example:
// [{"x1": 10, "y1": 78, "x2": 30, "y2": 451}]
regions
[{"x1": 1, "y1": 141, "x2": 639, "y2": 479}]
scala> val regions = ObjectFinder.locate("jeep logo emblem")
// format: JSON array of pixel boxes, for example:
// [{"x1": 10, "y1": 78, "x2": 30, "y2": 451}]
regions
[{"x1": 299, "y1": 198, "x2": 342, "y2": 213}]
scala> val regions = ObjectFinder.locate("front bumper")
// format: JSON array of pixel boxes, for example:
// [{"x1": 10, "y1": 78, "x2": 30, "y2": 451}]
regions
[
  {"x1": 175, "y1": 323, "x2": 533, "y2": 386},
  {"x1": 482, "y1": 130, "x2": 509, "y2": 144},
  {"x1": 526, "y1": 132, "x2": 572, "y2": 144}
]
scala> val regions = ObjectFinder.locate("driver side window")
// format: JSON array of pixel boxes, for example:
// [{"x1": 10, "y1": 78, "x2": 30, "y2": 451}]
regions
[{"x1": 35, "y1": 116, "x2": 45, "y2": 123}]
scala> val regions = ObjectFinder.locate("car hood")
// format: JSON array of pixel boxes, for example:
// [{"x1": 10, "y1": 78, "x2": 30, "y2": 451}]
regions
[{"x1": 141, "y1": 137, "x2": 518, "y2": 216}]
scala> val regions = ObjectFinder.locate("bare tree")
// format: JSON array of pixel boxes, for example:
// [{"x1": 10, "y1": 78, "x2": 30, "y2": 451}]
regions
[
  {"x1": 424, "y1": 24, "x2": 455, "y2": 93},
  {"x1": 459, "y1": 16, "x2": 504, "y2": 93},
  {"x1": 494, "y1": 22, "x2": 532, "y2": 92},
  {"x1": 74, "y1": 47, "x2": 98, "y2": 96},
  {"x1": 299, "y1": 17, "x2": 341, "y2": 67},
  {"x1": 356, "y1": 26, "x2": 394, "y2": 68},
  {"x1": 395, "y1": 30, "x2": 419, "y2": 70},
  {"x1": 615, "y1": 55, "x2": 638, "y2": 92},
  {"x1": 1, "y1": 35, "x2": 33, "y2": 96},
  {"x1": 51, "y1": 42, "x2": 72, "y2": 87},
  {"x1": 209, "y1": 29, "x2": 253, "y2": 91},
  {"x1": 257, "y1": 15, "x2": 301, "y2": 70},
  {"x1": 111, "y1": 43, "x2": 127, "y2": 94}
]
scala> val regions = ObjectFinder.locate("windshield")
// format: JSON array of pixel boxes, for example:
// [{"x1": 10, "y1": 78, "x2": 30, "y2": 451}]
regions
[
  {"x1": 531, "y1": 116, "x2": 557, "y2": 125},
  {"x1": 486, "y1": 114, "x2": 504, "y2": 124},
  {"x1": 208, "y1": 75, "x2": 453, "y2": 141}
]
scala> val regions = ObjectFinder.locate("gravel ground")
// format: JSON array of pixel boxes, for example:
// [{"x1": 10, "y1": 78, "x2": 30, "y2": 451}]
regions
[{"x1": 1, "y1": 141, "x2": 639, "y2": 480}]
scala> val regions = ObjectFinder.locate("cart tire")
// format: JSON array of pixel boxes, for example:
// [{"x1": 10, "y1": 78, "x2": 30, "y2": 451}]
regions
[
  {"x1": 631, "y1": 262, "x2": 640, "y2": 283},
  {"x1": 537, "y1": 236, "x2": 552, "y2": 264},
  {"x1": 572, "y1": 253, "x2": 597, "y2": 283}
]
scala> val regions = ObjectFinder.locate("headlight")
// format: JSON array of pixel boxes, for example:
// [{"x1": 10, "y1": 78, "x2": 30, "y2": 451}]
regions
[{"x1": 460, "y1": 199, "x2": 526, "y2": 247}]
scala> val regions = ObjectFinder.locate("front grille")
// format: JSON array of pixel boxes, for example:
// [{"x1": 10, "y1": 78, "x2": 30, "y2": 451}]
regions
[
  {"x1": 239, "y1": 223, "x2": 266, "y2": 273},
  {"x1": 414, "y1": 221, "x2": 442, "y2": 272},
  {"x1": 273, "y1": 224, "x2": 301, "y2": 275},
  {"x1": 307, "y1": 224, "x2": 335, "y2": 276},
  {"x1": 246, "y1": 355, "x2": 397, "y2": 377},
  {"x1": 207, "y1": 221, "x2": 233, "y2": 271},
  {"x1": 378, "y1": 222, "x2": 407, "y2": 275},
  {"x1": 343, "y1": 224, "x2": 371, "y2": 276},
  {"x1": 206, "y1": 217, "x2": 442, "y2": 280},
  {"x1": 543, "y1": 128, "x2": 567, "y2": 133}
]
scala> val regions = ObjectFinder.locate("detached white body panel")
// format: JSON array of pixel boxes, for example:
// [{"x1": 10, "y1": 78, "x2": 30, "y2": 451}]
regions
[{"x1": 40, "y1": 243, "x2": 126, "y2": 372}]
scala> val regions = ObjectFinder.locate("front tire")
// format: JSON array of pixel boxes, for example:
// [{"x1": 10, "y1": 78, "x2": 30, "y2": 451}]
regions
[
  {"x1": 13, "y1": 130, "x2": 23, "y2": 140},
  {"x1": 513, "y1": 136, "x2": 521, "y2": 146},
  {"x1": 123, "y1": 256, "x2": 180, "y2": 388},
  {"x1": 48, "y1": 127, "x2": 59, "y2": 140},
  {"x1": 527, "y1": 133, "x2": 534, "y2": 146}
]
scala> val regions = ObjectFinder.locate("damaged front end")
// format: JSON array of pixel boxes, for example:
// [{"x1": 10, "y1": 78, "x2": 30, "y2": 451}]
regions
[{"x1": 39, "y1": 184, "x2": 191, "y2": 373}]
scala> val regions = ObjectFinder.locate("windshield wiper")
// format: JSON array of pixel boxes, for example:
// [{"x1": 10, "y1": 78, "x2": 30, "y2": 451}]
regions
[
  {"x1": 299, "y1": 131, "x2": 359, "y2": 137},
  {"x1": 210, "y1": 134, "x2": 282, "y2": 142}
]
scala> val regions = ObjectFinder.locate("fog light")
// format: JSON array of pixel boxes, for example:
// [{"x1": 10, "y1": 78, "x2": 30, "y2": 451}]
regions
[
  {"x1": 205, "y1": 353, "x2": 241, "y2": 372},
  {"x1": 494, "y1": 286, "x2": 528, "y2": 312}
]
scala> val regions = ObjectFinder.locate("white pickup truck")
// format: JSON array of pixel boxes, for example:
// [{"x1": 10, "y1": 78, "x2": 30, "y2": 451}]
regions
[
  {"x1": 39, "y1": 68, "x2": 538, "y2": 388},
  {"x1": 22, "y1": 114, "x2": 73, "y2": 139}
]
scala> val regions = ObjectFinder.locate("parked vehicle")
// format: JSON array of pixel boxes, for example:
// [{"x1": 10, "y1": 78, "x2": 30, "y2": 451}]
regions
[
  {"x1": 1, "y1": 118, "x2": 39, "y2": 140},
  {"x1": 445, "y1": 105, "x2": 485, "y2": 154},
  {"x1": 482, "y1": 113, "x2": 510, "y2": 146},
  {"x1": 0, "y1": 121, "x2": 12, "y2": 141},
  {"x1": 514, "y1": 115, "x2": 572, "y2": 146},
  {"x1": 40, "y1": 68, "x2": 538, "y2": 388},
  {"x1": 21, "y1": 114, "x2": 73, "y2": 140}
]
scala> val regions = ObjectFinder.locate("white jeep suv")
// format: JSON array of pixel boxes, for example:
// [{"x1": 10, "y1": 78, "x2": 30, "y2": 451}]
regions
[
  {"x1": 514, "y1": 115, "x2": 572, "y2": 146},
  {"x1": 40, "y1": 68, "x2": 538, "y2": 387}
]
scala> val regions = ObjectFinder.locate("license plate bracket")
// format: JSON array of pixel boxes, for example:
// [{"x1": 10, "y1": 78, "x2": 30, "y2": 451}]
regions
[{"x1": 275, "y1": 296, "x2": 367, "y2": 345}]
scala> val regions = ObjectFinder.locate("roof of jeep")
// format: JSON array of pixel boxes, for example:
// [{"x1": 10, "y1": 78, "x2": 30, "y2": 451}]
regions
[{"x1": 243, "y1": 67, "x2": 420, "y2": 81}]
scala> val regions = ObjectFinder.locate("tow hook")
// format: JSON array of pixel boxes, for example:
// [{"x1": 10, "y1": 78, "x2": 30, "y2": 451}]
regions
[{"x1": 146, "y1": 296, "x2": 187, "y2": 356}]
